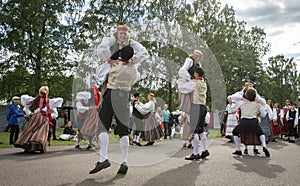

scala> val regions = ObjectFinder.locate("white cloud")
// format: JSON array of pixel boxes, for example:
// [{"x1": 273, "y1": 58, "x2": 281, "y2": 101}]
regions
[{"x1": 220, "y1": 0, "x2": 300, "y2": 67}]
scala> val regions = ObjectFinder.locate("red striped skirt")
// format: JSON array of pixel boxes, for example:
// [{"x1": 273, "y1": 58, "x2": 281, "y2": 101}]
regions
[
  {"x1": 80, "y1": 108, "x2": 99, "y2": 137},
  {"x1": 14, "y1": 113, "x2": 49, "y2": 152}
]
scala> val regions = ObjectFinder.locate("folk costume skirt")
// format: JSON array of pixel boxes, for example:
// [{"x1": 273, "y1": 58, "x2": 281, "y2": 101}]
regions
[
  {"x1": 80, "y1": 107, "x2": 99, "y2": 138},
  {"x1": 233, "y1": 118, "x2": 263, "y2": 145},
  {"x1": 14, "y1": 113, "x2": 49, "y2": 152},
  {"x1": 141, "y1": 113, "x2": 163, "y2": 142}
]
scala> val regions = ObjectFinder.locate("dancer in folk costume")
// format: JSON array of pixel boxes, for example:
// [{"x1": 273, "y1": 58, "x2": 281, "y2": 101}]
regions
[
  {"x1": 89, "y1": 46, "x2": 141, "y2": 175},
  {"x1": 280, "y1": 100, "x2": 290, "y2": 139},
  {"x1": 267, "y1": 100, "x2": 279, "y2": 141},
  {"x1": 177, "y1": 50, "x2": 203, "y2": 147},
  {"x1": 297, "y1": 99, "x2": 300, "y2": 138},
  {"x1": 225, "y1": 96, "x2": 238, "y2": 143},
  {"x1": 180, "y1": 112, "x2": 192, "y2": 148},
  {"x1": 231, "y1": 83, "x2": 266, "y2": 155},
  {"x1": 15, "y1": 86, "x2": 63, "y2": 153},
  {"x1": 131, "y1": 92, "x2": 143, "y2": 146},
  {"x1": 286, "y1": 103, "x2": 298, "y2": 143},
  {"x1": 96, "y1": 25, "x2": 148, "y2": 84},
  {"x1": 260, "y1": 98, "x2": 273, "y2": 142},
  {"x1": 75, "y1": 86, "x2": 100, "y2": 150},
  {"x1": 185, "y1": 67, "x2": 210, "y2": 160},
  {"x1": 229, "y1": 88, "x2": 270, "y2": 157},
  {"x1": 274, "y1": 103, "x2": 282, "y2": 137},
  {"x1": 134, "y1": 93, "x2": 163, "y2": 146}
]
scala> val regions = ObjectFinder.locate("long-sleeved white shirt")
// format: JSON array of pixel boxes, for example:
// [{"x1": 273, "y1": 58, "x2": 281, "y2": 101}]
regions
[
  {"x1": 96, "y1": 36, "x2": 149, "y2": 82},
  {"x1": 134, "y1": 101, "x2": 155, "y2": 115}
]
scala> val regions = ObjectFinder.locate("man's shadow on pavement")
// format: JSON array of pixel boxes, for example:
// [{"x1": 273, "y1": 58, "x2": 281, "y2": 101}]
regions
[
  {"x1": 75, "y1": 174, "x2": 125, "y2": 186},
  {"x1": 142, "y1": 161, "x2": 204, "y2": 186},
  {"x1": 233, "y1": 156, "x2": 286, "y2": 178}
]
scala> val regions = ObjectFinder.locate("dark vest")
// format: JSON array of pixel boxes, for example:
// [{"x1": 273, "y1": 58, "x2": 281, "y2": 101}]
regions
[{"x1": 289, "y1": 110, "x2": 296, "y2": 122}]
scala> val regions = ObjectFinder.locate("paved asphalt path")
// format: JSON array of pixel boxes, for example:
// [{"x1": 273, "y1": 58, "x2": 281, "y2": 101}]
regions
[{"x1": 0, "y1": 138, "x2": 300, "y2": 186}]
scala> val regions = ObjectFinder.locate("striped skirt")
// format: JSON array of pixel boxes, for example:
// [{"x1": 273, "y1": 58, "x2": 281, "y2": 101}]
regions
[
  {"x1": 141, "y1": 114, "x2": 163, "y2": 142},
  {"x1": 80, "y1": 107, "x2": 99, "y2": 137},
  {"x1": 14, "y1": 113, "x2": 49, "y2": 152}
]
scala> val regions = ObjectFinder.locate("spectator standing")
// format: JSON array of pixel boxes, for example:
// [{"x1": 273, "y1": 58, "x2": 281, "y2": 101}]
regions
[
  {"x1": 162, "y1": 104, "x2": 170, "y2": 140},
  {"x1": 7, "y1": 96, "x2": 24, "y2": 145}
]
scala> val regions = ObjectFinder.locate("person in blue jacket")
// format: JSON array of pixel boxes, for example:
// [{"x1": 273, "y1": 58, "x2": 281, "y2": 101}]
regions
[{"x1": 7, "y1": 96, "x2": 24, "y2": 145}]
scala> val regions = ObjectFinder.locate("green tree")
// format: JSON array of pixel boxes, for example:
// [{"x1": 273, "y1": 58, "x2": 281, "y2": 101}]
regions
[
  {"x1": 263, "y1": 55, "x2": 299, "y2": 105},
  {"x1": 0, "y1": 0, "x2": 85, "y2": 97}
]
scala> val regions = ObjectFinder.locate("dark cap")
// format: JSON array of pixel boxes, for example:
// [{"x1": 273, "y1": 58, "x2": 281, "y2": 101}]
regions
[{"x1": 133, "y1": 93, "x2": 140, "y2": 98}]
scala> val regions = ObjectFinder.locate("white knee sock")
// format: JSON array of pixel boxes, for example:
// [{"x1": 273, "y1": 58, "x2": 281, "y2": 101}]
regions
[
  {"x1": 98, "y1": 132, "x2": 109, "y2": 163},
  {"x1": 233, "y1": 136, "x2": 241, "y2": 151},
  {"x1": 193, "y1": 134, "x2": 199, "y2": 155},
  {"x1": 88, "y1": 136, "x2": 93, "y2": 145},
  {"x1": 120, "y1": 136, "x2": 129, "y2": 163},
  {"x1": 76, "y1": 137, "x2": 80, "y2": 146},
  {"x1": 136, "y1": 134, "x2": 141, "y2": 143},
  {"x1": 200, "y1": 132, "x2": 208, "y2": 152},
  {"x1": 260, "y1": 135, "x2": 267, "y2": 148}
]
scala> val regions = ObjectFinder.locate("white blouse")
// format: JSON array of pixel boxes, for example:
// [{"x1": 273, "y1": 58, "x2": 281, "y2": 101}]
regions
[{"x1": 134, "y1": 101, "x2": 155, "y2": 115}]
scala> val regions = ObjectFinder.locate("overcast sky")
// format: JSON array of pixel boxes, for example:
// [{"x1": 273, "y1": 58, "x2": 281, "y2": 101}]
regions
[{"x1": 220, "y1": 0, "x2": 300, "y2": 66}]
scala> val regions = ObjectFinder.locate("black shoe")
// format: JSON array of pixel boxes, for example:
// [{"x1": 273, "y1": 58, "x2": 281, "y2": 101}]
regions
[
  {"x1": 263, "y1": 147, "x2": 270, "y2": 157},
  {"x1": 289, "y1": 140, "x2": 295, "y2": 143},
  {"x1": 144, "y1": 142, "x2": 154, "y2": 146},
  {"x1": 187, "y1": 144, "x2": 192, "y2": 148},
  {"x1": 117, "y1": 162, "x2": 128, "y2": 174},
  {"x1": 89, "y1": 160, "x2": 111, "y2": 174},
  {"x1": 200, "y1": 150, "x2": 210, "y2": 159},
  {"x1": 75, "y1": 145, "x2": 81, "y2": 149},
  {"x1": 232, "y1": 150, "x2": 242, "y2": 155},
  {"x1": 134, "y1": 142, "x2": 141, "y2": 146},
  {"x1": 86, "y1": 145, "x2": 92, "y2": 150},
  {"x1": 185, "y1": 154, "x2": 200, "y2": 160},
  {"x1": 0, "y1": 142, "x2": 3, "y2": 144},
  {"x1": 253, "y1": 149, "x2": 260, "y2": 155},
  {"x1": 243, "y1": 149, "x2": 248, "y2": 155},
  {"x1": 228, "y1": 139, "x2": 234, "y2": 143}
]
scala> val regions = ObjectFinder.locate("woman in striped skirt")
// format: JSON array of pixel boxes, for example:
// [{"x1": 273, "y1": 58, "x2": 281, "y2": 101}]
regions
[
  {"x1": 134, "y1": 93, "x2": 163, "y2": 146},
  {"x1": 15, "y1": 86, "x2": 63, "y2": 153}
]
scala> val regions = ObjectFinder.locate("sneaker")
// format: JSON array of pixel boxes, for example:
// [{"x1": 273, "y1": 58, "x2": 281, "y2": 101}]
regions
[
  {"x1": 89, "y1": 159, "x2": 111, "y2": 174},
  {"x1": 75, "y1": 145, "x2": 81, "y2": 149},
  {"x1": 263, "y1": 147, "x2": 270, "y2": 157},
  {"x1": 185, "y1": 154, "x2": 200, "y2": 160},
  {"x1": 232, "y1": 150, "x2": 242, "y2": 155},
  {"x1": 253, "y1": 149, "x2": 260, "y2": 155},
  {"x1": 200, "y1": 150, "x2": 210, "y2": 159},
  {"x1": 243, "y1": 149, "x2": 248, "y2": 155},
  {"x1": 117, "y1": 162, "x2": 128, "y2": 174}
]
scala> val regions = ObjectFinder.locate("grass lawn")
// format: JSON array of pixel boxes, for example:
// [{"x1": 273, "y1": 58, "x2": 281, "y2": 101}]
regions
[
  {"x1": 0, "y1": 127, "x2": 120, "y2": 148},
  {"x1": 0, "y1": 127, "x2": 222, "y2": 148}
]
